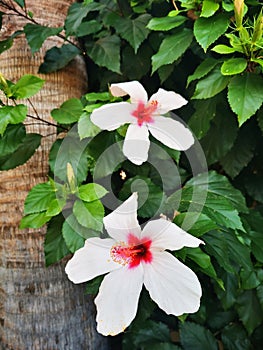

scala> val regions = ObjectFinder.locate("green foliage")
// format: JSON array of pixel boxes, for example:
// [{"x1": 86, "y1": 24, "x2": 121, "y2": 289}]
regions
[
  {"x1": 51, "y1": 98, "x2": 83, "y2": 124},
  {"x1": 0, "y1": 105, "x2": 27, "y2": 135},
  {"x1": 228, "y1": 73, "x2": 263, "y2": 125},
  {"x1": 194, "y1": 14, "x2": 230, "y2": 52},
  {"x1": 180, "y1": 322, "x2": 218, "y2": 350},
  {"x1": 86, "y1": 35, "x2": 121, "y2": 73},
  {"x1": 39, "y1": 44, "x2": 81, "y2": 73},
  {"x1": 24, "y1": 24, "x2": 63, "y2": 54},
  {"x1": 1, "y1": 0, "x2": 263, "y2": 347},
  {"x1": 152, "y1": 29, "x2": 193, "y2": 73},
  {"x1": 10, "y1": 74, "x2": 45, "y2": 99}
]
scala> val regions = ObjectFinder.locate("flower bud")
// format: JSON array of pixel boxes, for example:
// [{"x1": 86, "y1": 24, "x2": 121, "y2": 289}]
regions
[
  {"x1": 252, "y1": 12, "x2": 263, "y2": 44},
  {"x1": 67, "y1": 162, "x2": 76, "y2": 193},
  {"x1": 234, "y1": 0, "x2": 244, "y2": 29}
]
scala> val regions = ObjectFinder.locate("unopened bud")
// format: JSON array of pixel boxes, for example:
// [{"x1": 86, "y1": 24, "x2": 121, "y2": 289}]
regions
[
  {"x1": 0, "y1": 72, "x2": 11, "y2": 97},
  {"x1": 234, "y1": 0, "x2": 244, "y2": 29},
  {"x1": 252, "y1": 12, "x2": 263, "y2": 44},
  {"x1": 67, "y1": 163, "x2": 76, "y2": 193}
]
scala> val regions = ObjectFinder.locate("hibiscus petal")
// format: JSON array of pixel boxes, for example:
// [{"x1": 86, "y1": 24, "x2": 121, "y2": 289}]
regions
[
  {"x1": 95, "y1": 264, "x2": 144, "y2": 336},
  {"x1": 90, "y1": 102, "x2": 135, "y2": 131},
  {"x1": 110, "y1": 81, "x2": 148, "y2": 104},
  {"x1": 141, "y1": 218, "x2": 203, "y2": 251},
  {"x1": 65, "y1": 237, "x2": 120, "y2": 284},
  {"x1": 123, "y1": 124, "x2": 150, "y2": 165},
  {"x1": 148, "y1": 116, "x2": 194, "y2": 151},
  {"x1": 149, "y1": 88, "x2": 188, "y2": 114},
  {"x1": 144, "y1": 251, "x2": 202, "y2": 316},
  {"x1": 103, "y1": 193, "x2": 141, "y2": 242}
]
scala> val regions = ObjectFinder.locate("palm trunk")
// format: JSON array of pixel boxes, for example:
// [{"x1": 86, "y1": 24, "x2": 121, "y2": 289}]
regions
[{"x1": 0, "y1": 1, "x2": 108, "y2": 349}]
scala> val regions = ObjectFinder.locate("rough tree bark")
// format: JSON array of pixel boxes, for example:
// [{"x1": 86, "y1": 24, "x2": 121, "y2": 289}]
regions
[{"x1": 0, "y1": 1, "x2": 109, "y2": 349}]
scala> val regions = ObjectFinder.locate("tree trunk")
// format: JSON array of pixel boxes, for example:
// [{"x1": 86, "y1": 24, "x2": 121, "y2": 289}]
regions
[{"x1": 0, "y1": 1, "x2": 108, "y2": 349}]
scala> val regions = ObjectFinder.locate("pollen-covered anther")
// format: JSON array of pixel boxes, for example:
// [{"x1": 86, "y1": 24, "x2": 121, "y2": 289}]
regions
[{"x1": 110, "y1": 242, "x2": 132, "y2": 266}]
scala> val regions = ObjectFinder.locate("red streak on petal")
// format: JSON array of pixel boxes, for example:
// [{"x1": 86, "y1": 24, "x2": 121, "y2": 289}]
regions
[
  {"x1": 131, "y1": 100, "x2": 158, "y2": 126},
  {"x1": 110, "y1": 234, "x2": 152, "y2": 269}
]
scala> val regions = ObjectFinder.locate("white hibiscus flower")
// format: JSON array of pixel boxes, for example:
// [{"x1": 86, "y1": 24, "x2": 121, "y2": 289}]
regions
[
  {"x1": 65, "y1": 193, "x2": 203, "y2": 336},
  {"x1": 90, "y1": 81, "x2": 194, "y2": 165}
]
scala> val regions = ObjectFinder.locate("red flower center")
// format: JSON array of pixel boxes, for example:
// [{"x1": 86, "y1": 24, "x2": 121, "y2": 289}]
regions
[
  {"x1": 110, "y1": 234, "x2": 152, "y2": 268},
  {"x1": 131, "y1": 100, "x2": 158, "y2": 126}
]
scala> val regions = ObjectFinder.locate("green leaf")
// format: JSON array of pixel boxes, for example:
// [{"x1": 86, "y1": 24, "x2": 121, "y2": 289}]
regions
[
  {"x1": 194, "y1": 13, "x2": 230, "y2": 51},
  {"x1": 220, "y1": 123, "x2": 257, "y2": 178},
  {"x1": 186, "y1": 171, "x2": 248, "y2": 213},
  {"x1": 85, "y1": 92, "x2": 111, "y2": 102},
  {"x1": 52, "y1": 131, "x2": 88, "y2": 183},
  {"x1": 46, "y1": 197, "x2": 66, "y2": 217},
  {"x1": 184, "y1": 247, "x2": 213, "y2": 269},
  {"x1": 64, "y1": 213, "x2": 100, "y2": 240},
  {"x1": 244, "y1": 211, "x2": 263, "y2": 263},
  {"x1": 24, "y1": 24, "x2": 62, "y2": 54},
  {"x1": 0, "y1": 124, "x2": 26, "y2": 157},
  {"x1": 221, "y1": 324, "x2": 252, "y2": 350},
  {"x1": 204, "y1": 230, "x2": 252, "y2": 272},
  {"x1": 62, "y1": 219, "x2": 85, "y2": 253},
  {"x1": 180, "y1": 322, "x2": 218, "y2": 350},
  {"x1": 0, "y1": 104, "x2": 27, "y2": 135},
  {"x1": 65, "y1": 2, "x2": 93, "y2": 36},
  {"x1": 0, "y1": 38, "x2": 13, "y2": 54},
  {"x1": 73, "y1": 199, "x2": 104, "y2": 231},
  {"x1": 86, "y1": 35, "x2": 121, "y2": 73},
  {"x1": 211, "y1": 44, "x2": 236, "y2": 54},
  {"x1": 221, "y1": 58, "x2": 247, "y2": 76},
  {"x1": 228, "y1": 73, "x2": 263, "y2": 126},
  {"x1": 78, "y1": 183, "x2": 108, "y2": 202},
  {"x1": 10, "y1": 74, "x2": 45, "y2": 99},
  {"x1": 193, "y1": 66, "x2": 230, "y2": 99},
  {"x1": 122, "y1": 43, "x2": 153, "y2": 80},
  {"x1": 20, "y1": 212, "x2": 51, "y2": 229},
  {"x1": 201, "y1": 106, "x2": 238, "y2": 165},
  {"x1": 85, "y1": 275, "x2": 104, "y2": 295},
  {"x1": 188, "y1": 98, "x2": 217, "y2": 139},
  {"x1": 175, "y1": 184, "x2": 245, "y2": 231},
  {"x1": 236, "y1": 290, "x2": 263, "y2": 334},
  {"x1": 187, "y1": 58, "x2": 219, "y2": 86},
  {"x1": 87, "y1": 131, "x2": 124, "y2": 178},
  {"x1": 0, "y1": 30, "x2": 22, "y2": 54},
  {"x1": 200, "y1": 0, "x2": 220, "y2": 18},
  {"x1": 174, "y1": 212, "x2": 218, "y2": 237},
  {"x1": 51, "y1": 98, "x2": 83, "y2": 124},
  {"x1": 24, "y1": 182, "x2": 56, "y2": 214},
  {"x1": 132, "y1": 320, "x2": 171, "y2": 345},
  {"x1": 0, "y1": 133, "x2": 41, "y2": 170},
  {"x1": 44, "y1": 215, "x2": 70, "y2": 266},
  {"x1": 120, "y1": 176, "x2": 165, "y2": 218},
  {"x1": 147, "y1": 15, "x2": 186, "y2": 31},
  {"x1": 78, "y1": 112, "x2": 100, "y2": 139},
  {"x1": 13, "y1": 0, "x2": 24, "y2": 7},
  {"x1": 75, "y1": 20, "x2": 102, "y2": 37},
  {"x1": 152, "y1": 29, "x2": 193, "y2": 73},
  {"x1": 39, "y1": 44, "x2": 81, "y2": 73},
  {"x1": 114, "y1": 14, "x2": 150, "y2": 53}
]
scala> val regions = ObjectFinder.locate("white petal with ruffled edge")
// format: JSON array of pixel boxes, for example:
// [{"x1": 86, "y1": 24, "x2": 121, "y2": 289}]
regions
[
  {"x1": 65, "y1": 238, "x2": 120, "y2": 284},
  {"x1": 103, "y1": 193, "x2": 141, "y2": 242},
  {"x1": 90, "y1": 102, "x2": 135, "y2": 131},
  {"x1": 110, "y1": 81, "x2": 148, "y2": 104},
  {"x1": 144, "y1": 251, "x2": 202, "y2": 316},
  {"x1": 141, "y1": 218, "x2": 203, "y2": 251},
  {"x1": 148, "y1": 116, "x2": 194, "y2": 151},
  {"x1": 95, "y1": 264, "x2": 144, "y2": 336},
  {"x1": 149, "y1": 88, "x2": 188, "y2": 114},
  {"x1": 123, "y1": 124, "x2": 150, "y2": 165}
]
